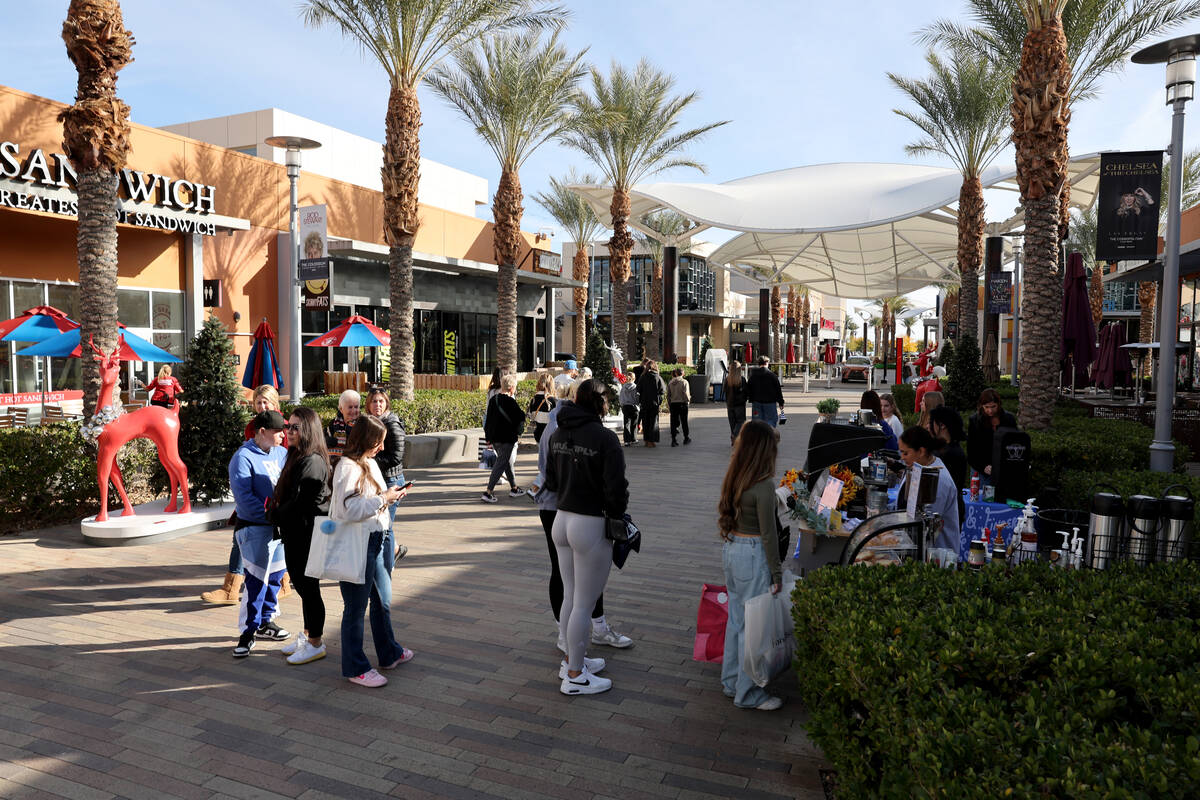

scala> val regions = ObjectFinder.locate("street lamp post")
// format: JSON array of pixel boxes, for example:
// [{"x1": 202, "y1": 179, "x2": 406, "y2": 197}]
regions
[
  {"x1": 264, "y1": 135, "x2": 321, "y2": 399},
  {"x1": 1133, "y1": 34, "x2": 1198, "y2": 472}
]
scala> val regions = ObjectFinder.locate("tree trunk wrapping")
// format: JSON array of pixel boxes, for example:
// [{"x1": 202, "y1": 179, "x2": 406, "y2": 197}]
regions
[{"x1": 383, "y1": 84, "x2": 421, "y2": 401}]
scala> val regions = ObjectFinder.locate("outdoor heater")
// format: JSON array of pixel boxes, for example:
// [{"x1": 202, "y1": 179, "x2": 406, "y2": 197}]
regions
[
  {"x1": 264, "y1": 135, "x2": 322, "y2": 399},
  {"x1": 1132, "y1": 34, "x2": 1198, "y2": 471}
]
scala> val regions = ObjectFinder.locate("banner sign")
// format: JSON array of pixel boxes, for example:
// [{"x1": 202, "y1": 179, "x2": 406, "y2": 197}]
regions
[
  {"x1": 0, "y1": 390, "x2": 82, "y2": 406},
  {"x1": 297, "y1": 205, "x2": 330, "y2": 280},
  {"x1": 986, "y1": 272, "x2": 1013, "y2": 315},
  {"x1": 1095, "y1": 151, "x2": 1163, "y2": 262},
  {"x1": 945, "y1": 320, "x2": 959, "y2": 340},
  {"x1": 302, "y1": 278, "x2": 330, "y2": 310}
]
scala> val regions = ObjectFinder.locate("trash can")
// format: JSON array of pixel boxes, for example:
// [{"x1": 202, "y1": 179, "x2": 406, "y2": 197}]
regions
[{"x1": 686, "y1": 374, "x2": 708, "y2": 405}]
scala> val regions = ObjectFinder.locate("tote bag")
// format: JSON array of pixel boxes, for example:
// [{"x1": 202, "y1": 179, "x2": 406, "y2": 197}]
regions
[
  {"x1": 693, "y1": 583, "x2": 729, "y2": 663},
  {"x1": 741, "y1": 590, "x2": 796, "y2": 687},
  {"x1": 305, "y1": 517, "x2": 370, "y2": 584}
]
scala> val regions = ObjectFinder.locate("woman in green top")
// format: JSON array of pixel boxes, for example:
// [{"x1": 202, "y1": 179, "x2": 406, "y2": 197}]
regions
[{"x1": 716, "y1": 420, "x2": 783, "y2": 711}]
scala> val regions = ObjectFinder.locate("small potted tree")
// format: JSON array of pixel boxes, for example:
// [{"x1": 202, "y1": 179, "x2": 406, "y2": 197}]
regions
[{"x1": 816, "y1": 397, "x2": 840, "y2": 423}]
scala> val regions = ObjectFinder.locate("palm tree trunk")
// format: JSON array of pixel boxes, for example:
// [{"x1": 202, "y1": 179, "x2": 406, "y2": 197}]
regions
[
  {"x1": 383, "y1": 84, "x2": 421, "y2": 401},
  {"x1": 492, "y1": 167, "x2": 523, "y2": 374},
  {"x1": 1012, "y1": 17, "x2": 1071, "y2": 430},
  {"x1": 1089, "y1": 261, "x2": 1106, "y2": 325},
  {"x1": 801, "y1": 294, "x2": 810, "y2": 361},
  {"x1": 770, "y1": 285, "x2": 781, "y2": 361},
  {"x1": 957, "y1": 176, "x2": 985, "y2": 347},
  {"x1": 60, "y1": 0, "x2": 133, "y2": 416},
  {"x1": 608, "y1": 189, "x2": 634, "y2": 365},
  {"x1": 1138, "y1": 281, "x2": 1157, "y2": 343},
  {"x1": 572, "y1": 249, "x2": 588, "y2": 359},
  {"x1": 650, "y1": 262, "x2": 663, "y2": 360}
]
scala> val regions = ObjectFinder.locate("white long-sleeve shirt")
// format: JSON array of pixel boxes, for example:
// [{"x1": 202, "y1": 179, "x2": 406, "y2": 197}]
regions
[
  {"x1": 900, "y1": 455, "x2": 961, "y2": 552},
  {"x1": 330, "y1": 456, "x2": 389, "y2": 531}
]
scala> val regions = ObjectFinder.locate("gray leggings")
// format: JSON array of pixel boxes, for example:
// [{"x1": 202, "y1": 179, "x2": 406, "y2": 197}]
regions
[
  {"x1": 552, "y1": 510, "x2": 612, "y2": 671},
  {"x1": 486, "y1": 441, "x2": 516, "y2": 493}
]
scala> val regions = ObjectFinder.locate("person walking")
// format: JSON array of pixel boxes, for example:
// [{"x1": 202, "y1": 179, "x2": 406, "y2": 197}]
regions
[
  {"x1": 228, "y1": 410, "x2": 291, "y2": 658},
  {"x1": 716, "y1": 420, "x2": 784, "y2": 710},
  {"x1": 331, "y1": 416, "x2": 412, "y2": 687},
  {"x1": 618, "y1": 374, "x2": 640, "y2": 447},
  {"x1": 528, "y1": 372, "x2": 557, "y2": 444},
  {"x1": 147, "y1": 365, "x2": 182, "y2": 408},
  {"x1": 481, "y1": 374, "x2": 526, "y2": 503},
  {"x1": 667, "y1": 368, "x2": 691, "y2": 446},
  {"x1": 544, "y1": 379, "x2": 629, "y2": 695},
  {"x1": 725, "y1": 360, "x2": 748, "y2": 445},
  {"x1": 534, "y1": 381, "x2": 633, "y2": 656},
  {"x1": 365, "y1": 387, "x2": 408, "y2": 564},
  {"x1": 269, "y1": 407, "x2": 331, "y2": 666},
  {"x1": 636, "y1": 360, "x2": 666, "y2": 447},
  {"x1": 746, "y1": 356, "x2": 784, "y2": 428}
]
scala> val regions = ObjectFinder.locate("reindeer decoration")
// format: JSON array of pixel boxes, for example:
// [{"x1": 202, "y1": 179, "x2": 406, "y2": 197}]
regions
[{"x1": 87, "y1": 338, "x2": 190, "y2": 521}]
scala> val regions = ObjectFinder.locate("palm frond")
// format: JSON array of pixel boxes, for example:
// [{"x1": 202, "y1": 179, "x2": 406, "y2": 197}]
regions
[{"x1": 532, "y1": 168, "x2": 605, "y2": 247}]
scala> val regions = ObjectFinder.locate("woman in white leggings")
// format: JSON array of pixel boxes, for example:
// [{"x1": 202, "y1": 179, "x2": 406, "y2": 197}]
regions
[{"x1": 544, "y1": 379, "x2": 629, "y2": 696}]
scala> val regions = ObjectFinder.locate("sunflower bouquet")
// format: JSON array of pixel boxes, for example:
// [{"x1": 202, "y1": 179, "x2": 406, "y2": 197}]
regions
[{"x1": 829, "y1": 464, "x2": 863, "y2": 510}]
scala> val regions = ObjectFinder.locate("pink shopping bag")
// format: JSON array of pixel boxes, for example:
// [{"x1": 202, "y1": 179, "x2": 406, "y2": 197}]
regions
[{"x1": 693, "y1": 583, "x2": 729, "y2": 662}]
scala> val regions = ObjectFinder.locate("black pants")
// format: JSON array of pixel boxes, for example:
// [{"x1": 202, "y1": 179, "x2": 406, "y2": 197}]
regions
[
  {"x1": 621, "y1": 404, "x2": 639, "y2": 444},
  {"x1": 540, "y1": 509, "x2": 603, "y2": 621},
  {"x1": 727, "y1": 403, "x2": 746, "y2": 441},
  {"x1": 669, "y1": 402, "x2": 690, "y2": 442},
  {"x1": 640, "y1": 403, "x2": 660, "y2": 443},
  {"x1": 150, "y1": 398, "x2": 172, "y2": 408},
  {"x1": 281, "y1": 524, "x2": 326, "y2": 638}
]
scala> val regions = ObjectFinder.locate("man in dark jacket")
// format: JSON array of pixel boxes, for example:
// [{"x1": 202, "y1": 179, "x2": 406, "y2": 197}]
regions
[
  {"x1": 746, "y1": 355, "x2": 784, "y2": 428},
  {"x1": 481, "y1": 374, "x2": 526, "y2": 502},
  {"x1": 636, "y1": 361, "x2": 666, "y2": 447}
]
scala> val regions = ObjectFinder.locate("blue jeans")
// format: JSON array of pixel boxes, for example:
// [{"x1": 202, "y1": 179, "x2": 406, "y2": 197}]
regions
[
  {"x1": 720, "y1": 537, "x2": 773, "y2": 708},
  {"x1": 751, "y1": 402, "x2": 779, "y2": 428},
  {"x1": 383, "y1": 475, "x2": 405, "y2": 572},
  {"x1": 227, "y1": 533, "x2": 243, "y2": 575},
  {"x1": 339, "y1": 528, "x2": 403, "y2": 677},
  {"x1": 235, "y1": 524, "x2": 286, "y2": 637}
]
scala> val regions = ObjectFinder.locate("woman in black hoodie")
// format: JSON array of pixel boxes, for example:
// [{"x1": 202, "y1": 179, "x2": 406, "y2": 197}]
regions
[
  {"x1": 544, "y1": 379, "x2": 629, "y2": 696},
  {"x1": 269, "y1": 406, "x2": 331, "y2": 666},
  {"x1": 481, "y1": 374, "x2": 526, "y2": 503}
]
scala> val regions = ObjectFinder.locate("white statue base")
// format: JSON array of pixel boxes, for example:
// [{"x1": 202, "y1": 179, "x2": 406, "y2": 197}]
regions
[{"x1": 82, "y1": 497, "x2": 232, "y2": 546}]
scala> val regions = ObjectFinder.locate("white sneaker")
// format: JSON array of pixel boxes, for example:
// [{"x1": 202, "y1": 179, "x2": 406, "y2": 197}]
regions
[
  {"x1": 280, "y1": 633, "x2": 302, "y2": 656},
  {"x1": 560, "y1": 666, "x2": 612, "y2": 695},
  {"x1": 556, "y1": 633, "x2": 567, "y2": 654},
  {"x1": 558, "y1": 656, "x2": 605, "y2": 679},
  {"x1": 286, "y1": 638, "x2": 327, "y2": 665},
  {"x1": 591, "y1": 625, "x2": 633, "y2": 649},
  {"x1": 756, "y1": 696, "x2": 783, "y2": 711}
]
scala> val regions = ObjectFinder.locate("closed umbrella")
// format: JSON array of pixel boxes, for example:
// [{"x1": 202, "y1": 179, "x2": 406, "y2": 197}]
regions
[
  {"x1": 0, "y1": 305, "x2": 79, "y2": 414},
  {"x1": 744, "y1": 342, "x2": 753, "y2": 363},
  {"x1": 1093, "y1": 323, "x2": 1116, "y2": 389},
  {"x1": 243, "y1": 319, "x2": 284, "y2": 390},
  {"x1": 823, "y1": 342, "x2": 836, "y2": 364},
  {"x1": 786, "y1": 341, "x2": 796, "y2": 363},
  {"x1": 1061, "y1": 252, "x2": 1097, "y2": 389}
]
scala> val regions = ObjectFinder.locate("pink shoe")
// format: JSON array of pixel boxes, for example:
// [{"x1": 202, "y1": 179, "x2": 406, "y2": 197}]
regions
[
  {"x1": 381, "y1": 648, "x2": 415, "y2": 669},
  {"x1": 348, "y1": 668, "x2": 388, "y2": 688}
]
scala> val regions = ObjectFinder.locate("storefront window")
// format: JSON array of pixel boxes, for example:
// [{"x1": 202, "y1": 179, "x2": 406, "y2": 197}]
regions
[
  {"x1": 151, "y1": 291, "x2": 183, "y2": 330},
  {"x1": 13, "y1": 281, "x2": 44, "y2": 313},
  {"x1": 46, "y1": 284, "x2": 79, "y2": 321},
  {"x1": 117, "y1": 288, "x2": 150, "y2": 327}
]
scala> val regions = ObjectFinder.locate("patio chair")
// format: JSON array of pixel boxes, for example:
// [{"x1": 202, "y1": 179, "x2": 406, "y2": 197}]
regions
[
  {"x1": 10, "y1": 408, "x2": 28, "y2": 426},
  {"x1": 0, "y1": 415, "x2": 15, "y2": 429}
]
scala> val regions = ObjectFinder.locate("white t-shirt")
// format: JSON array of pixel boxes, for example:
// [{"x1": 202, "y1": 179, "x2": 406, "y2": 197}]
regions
[
  {"x1": 901, "y1": 455, "x2": 961, "y2": 553},
  {"x1": 884, "y1": 414, "x2": 904, "y2": 439}
]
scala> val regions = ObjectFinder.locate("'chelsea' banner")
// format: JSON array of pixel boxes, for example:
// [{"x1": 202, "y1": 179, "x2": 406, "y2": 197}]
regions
[{"x1": 1095, "y1": 151, "x2": 1163, "y2": 263}]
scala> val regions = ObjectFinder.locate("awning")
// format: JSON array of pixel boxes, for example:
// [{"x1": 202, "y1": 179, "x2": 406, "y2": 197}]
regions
[{"x1": 327, "y1": 237, "x2": 584, "y2": 288}]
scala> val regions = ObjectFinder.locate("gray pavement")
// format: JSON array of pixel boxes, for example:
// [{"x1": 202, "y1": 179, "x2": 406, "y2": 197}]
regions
[{"x1": 0, "y1": 379, "x2": 874, "y2": 800}]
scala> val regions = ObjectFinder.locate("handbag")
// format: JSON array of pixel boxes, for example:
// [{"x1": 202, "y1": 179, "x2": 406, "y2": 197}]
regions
[
  {"x1": 305, "y1": 516, "x2": 371, "y2": 584},
  {"x1": 605, "y1": 514, "x2": 637, "y2": 543},
  {"x1": 609, "y1": 513, "x2": 641, "y2": 566},
  {"x1": 693, "y1": 583, "x2": 729, "y2": 662},
  {"x1": 533, "y1": 396, "x2": 551, "y2": 425},
  {"x1": 741, "y1": 590, "x2": 796, "y2": 687}
]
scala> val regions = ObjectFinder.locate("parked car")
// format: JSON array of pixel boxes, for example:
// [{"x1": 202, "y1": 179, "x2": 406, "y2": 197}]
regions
[
  {"x1": 841, "y1": 355, "x2": 872, "y2": 383},
  {"x1": 553, "y1": 352, "x2": 577, "y2": 362}
]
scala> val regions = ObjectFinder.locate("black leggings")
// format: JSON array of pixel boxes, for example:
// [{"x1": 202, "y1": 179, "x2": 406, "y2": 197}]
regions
[
  {"x1": 540, "y1": 509, "x2": 603, "y2": 621},
  {"x1": 281, "y1": 525, "x2": 326, "y2": 638}
]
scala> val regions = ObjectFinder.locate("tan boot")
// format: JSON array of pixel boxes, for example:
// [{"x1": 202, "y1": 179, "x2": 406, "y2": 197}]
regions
[
  {"x1": 278, "y1": 571, "x2": 292, "y2": 599},
  {"x1": 200, "y1": 572, "x2": 243, "y2": 605}
]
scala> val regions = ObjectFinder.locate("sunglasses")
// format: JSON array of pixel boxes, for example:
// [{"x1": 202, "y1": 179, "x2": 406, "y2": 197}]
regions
[{"x1": 285, "y1": 423, "x2": 302, "y2": 432}]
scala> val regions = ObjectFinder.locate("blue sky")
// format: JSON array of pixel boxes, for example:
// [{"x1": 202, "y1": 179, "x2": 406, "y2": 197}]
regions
[{"x1": 2, "y1": 0, "x2": 1196, "y2": 310}]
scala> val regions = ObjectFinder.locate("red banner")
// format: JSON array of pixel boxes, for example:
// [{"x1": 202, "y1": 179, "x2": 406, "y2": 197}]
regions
[
  {"x1": 896, "y1": 338, "x2": 904, "y2": 385},
  {"x1": 0, "y1": 390, "x2": 83, "y2": 406}
]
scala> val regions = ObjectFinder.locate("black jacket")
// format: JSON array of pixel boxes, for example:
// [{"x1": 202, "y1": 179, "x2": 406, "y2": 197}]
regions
[
  {"x1": 966, "y1": 410, "x2": 1018, "y2": 475},
  {"x1": 725, "y1": 376, "x2": 748, "y2": 408},
  {"x1": 269, "y1": 453, "x2": 331, "y2": 538},
  {"x1": 937, "y1": 441, "x2": 969, "y2": 493},
  {"x1": 636, "y1": 370, "x2": 666, "y2": 408},
  {"x1": 746, "y1": 366, "x2": 784, "y2": 406},
  {"x1": 373, "y1": 412, "x2": 406, "y2": 478},
  {"x1": 483, "y1": 392, "x2": 526, "y2": 444},
  {"x1": 544, "y1": 402, "x2": 628, "y2": 518}
]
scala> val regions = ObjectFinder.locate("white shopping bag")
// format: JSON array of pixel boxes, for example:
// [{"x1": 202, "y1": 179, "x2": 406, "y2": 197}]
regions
[
  {"x1": 305, "y1": 517, "x2": 369, "y2": 584},
  {"x1": 741, "y1": 590, "x2": 796, "y2": 687}
]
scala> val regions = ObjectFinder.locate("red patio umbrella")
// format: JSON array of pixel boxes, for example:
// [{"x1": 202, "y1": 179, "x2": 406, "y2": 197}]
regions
[
  {"x1": 823, "y1": 342, "x2": 836, "y2": 364},
  {"x1": 243, "y1": 319, "x2": 284, "y2": 390},
  {"x1": 744, "y1": 342, "x2": 753, "y2": 363},
  {"x1": 0, "y1": 305, "x2": 80, "y2": 415}
]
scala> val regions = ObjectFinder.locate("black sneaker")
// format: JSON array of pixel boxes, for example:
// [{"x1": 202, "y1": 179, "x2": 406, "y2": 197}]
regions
[
  {"x1": 256, "y1": 621, "x2": 290, "y2": 641},
  {"x1": 684, "y1": 437, "x2": 692, "y2": 445},
  {"x1": 671, "y1": 440, "x2": 679, "y2": 447},
  {"x1": 232, "y1": 632, "x2": 255, "y2": 658}
]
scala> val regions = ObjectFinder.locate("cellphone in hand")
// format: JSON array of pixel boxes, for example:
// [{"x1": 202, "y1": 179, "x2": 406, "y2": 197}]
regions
[{"x1": 401, "y1": 480, "x2": 415, "y2": 490}]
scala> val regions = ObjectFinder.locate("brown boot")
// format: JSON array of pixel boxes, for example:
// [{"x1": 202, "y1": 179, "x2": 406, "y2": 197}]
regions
[
  {"x1": 201, "y1": 572, "x2": 243, "y2": 605},
  {"x1": 278, "y1": 571, "x2": 292, "y2": 599}
]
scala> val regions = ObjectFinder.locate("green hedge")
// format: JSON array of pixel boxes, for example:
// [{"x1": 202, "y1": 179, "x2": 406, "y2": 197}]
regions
[
  {"x1": 1028, "y1": 414, "x2": 1190, "y2": 491},
  {"x1": 1055, "y1": 469, "x2": 1200, "y2": 520},
  {"x1": 0, "y1": 423, "x2": 159, "y2": 533},
  {"x1": 296, "y1": 389, "x2": 494, "y2": 433},
  {"x1": 792, "y1": 561, "x2": 1200, "y2": 799},
  {"x1": 889, "y1": 383, "x2": 916, "y2": 417}
]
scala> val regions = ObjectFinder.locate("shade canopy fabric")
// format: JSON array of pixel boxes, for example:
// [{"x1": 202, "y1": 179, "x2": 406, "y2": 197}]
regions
[
  {"x1": 306, "y1": 314, "x2": 390, "y2": 348},
  {"x1": 570, "y1": 155, "x2": 1103, "y2": 300},
  {"x1": 18, "y1": 328, "x2": 181, "y2": 362},
  {"x1": 0, "y1": 305, "x2": 78, "y2": 342}
]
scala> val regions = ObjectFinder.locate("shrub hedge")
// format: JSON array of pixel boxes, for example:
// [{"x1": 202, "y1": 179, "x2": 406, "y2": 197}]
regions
[
  {"x1": 1055, "y1": 469, "x2": 1200, "y2": 521},
  {"x1": 889, "y1": 383, "x2": 916, "y2": 418},
  {"x1": 1027, "y1": 413, "x2": 1190, "y2": 492},
  {"x1": 0, "y1": 423, "x2": 158, "y2": 533},
  {"x1": 792, "y1": 560, "x2": 1200, "y2": 799}
]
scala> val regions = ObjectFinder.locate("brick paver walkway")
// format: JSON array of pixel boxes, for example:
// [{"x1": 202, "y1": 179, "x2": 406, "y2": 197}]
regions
[{"x1": 0, "y1": 380, "x2": 874, "y2": 799}]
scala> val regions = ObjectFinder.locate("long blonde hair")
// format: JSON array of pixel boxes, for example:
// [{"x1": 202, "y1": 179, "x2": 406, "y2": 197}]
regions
[
  {"x1": 917, "y1": 391, "x2": 944, "y2": 432},
  {"x1": 717, "y1": 420, "x2": 778, "y2": 541},
  {"x1": 340, "y1": 415, "x2": 385, "y2": 502},
  {"x1": 725, "y1": 360, "x2": 743, "y2": 388}
]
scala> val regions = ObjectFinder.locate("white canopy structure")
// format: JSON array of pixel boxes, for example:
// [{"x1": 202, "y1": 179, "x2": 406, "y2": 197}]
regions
[{"x1": 570, "y1": 155, "x2": 1103, "y2": 300}]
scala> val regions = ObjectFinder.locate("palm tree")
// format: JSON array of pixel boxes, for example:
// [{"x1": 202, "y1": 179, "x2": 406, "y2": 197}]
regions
[
  {"x1": 634, "y1": 210, "x2": 691, "y2": 359},
  {"x1": 563, "y1": 59, "x2": 727, "y2": 363},
  {"x1": 870, "y1": 314, "x2": 883, "y2": 359},
  {"x1": 61, "y1": 0, "x2": 134, "y2": 416},
  {"x1": 301, "y1": 0, "x2": 566, "y2": 399},
  {"x1": 427, "y1": 32, "x2": 586, "y2": 373},
  {"x1": 533, "y1": 169, "x2": 604, "y2": 360},
  {"x1": 800, "y1": 288, "x2": 811, "y2": 361},
  {"x1": 924, "y1": 0, "x2": 1200, "y2": 428},
  {"x1": 889, "y1": 47, "x2": 1010, "y2": 348},
  {"x1": 903, "y1": 314, "x2": 920, "y2": 341},
  {"x1": 770, "y1": 284, "x2": 782, "y2": 361}
]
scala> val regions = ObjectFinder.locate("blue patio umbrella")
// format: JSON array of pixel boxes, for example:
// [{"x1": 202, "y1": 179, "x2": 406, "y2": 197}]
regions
[
  {"x1": 0, "y1": 305, "x2": 79, "y2": 414},
  {"x1": 243, "y1": 319, "x2": 283, "y2": 390},
  {"x1": 17, "y1": 325, "x2": 181, "y2": 362}
]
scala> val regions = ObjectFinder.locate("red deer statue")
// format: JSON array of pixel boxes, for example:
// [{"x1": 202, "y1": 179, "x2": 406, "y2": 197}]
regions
[{"x1": 87, "y1": 338, "x2": 191, "y2": 522}]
